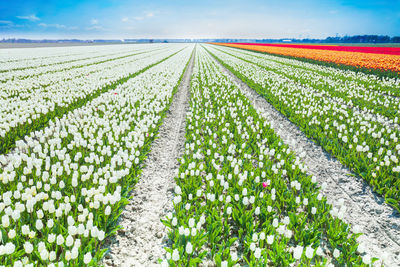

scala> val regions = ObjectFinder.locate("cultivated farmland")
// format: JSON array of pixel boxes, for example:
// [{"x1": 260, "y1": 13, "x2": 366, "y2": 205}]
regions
[{"x1": 0, "y1": 43, "x2": 399, "y2": 267}]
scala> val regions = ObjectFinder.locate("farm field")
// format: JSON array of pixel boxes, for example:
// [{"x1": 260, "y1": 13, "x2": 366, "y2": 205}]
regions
[
  {"x1": 205, "y1": 44, "x2": 400, "y2": 207},
  {"x1": 214, "y1": 43, "x2": 400, "y2": 75},
  {"x1": 0, "y1": 43, "x2": 399, "y2": 267}
]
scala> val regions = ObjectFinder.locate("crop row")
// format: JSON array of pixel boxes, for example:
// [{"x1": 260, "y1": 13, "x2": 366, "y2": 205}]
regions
[
  {"x1": 211, "y1": 46, "x2": 400, "y2": 123},
  {"x1": 0, "y1": 45, "x2": 194, "y2": 266},
  {"x1": 0, "y1": 47, "x2": 138, "y2": 79},
  {"x1": 0, "y1": 46, "x2": 169, "y2": 99},
  {"x1": 0, "y1": 44, "x2": 165, "y2": 73},
  {"x1": 232, "y1": 43, "x2": 400, "y2": 55},
  {"x1": 0, "y1": 44, "x2": 162, "y2": 66},
  {"x1": 0, "y1": 46, "x2": 167, "y2": 83},
  {"x1": 0, "y1": 45, "x2": 105, "y2": 63},
  {"x1": 210, "y1": 46, "x2": 400, "y2": 145},
  {"x1": 162, "y1": 45, "x2": 372, "y2": 266},
  {"x1": 206, "y1": 44, "x2": 400, "y2": 211},
  {"x1": 0, "y1": 48, "x2": 86, "y2": 64},
  {"x1": 0, "y1": 45, "x2": 185, "y2": 155},
  {"x1": 215, "y1": 43, "x2": 400, "y2": 75},
  {"x1": 212, "y1": 45, "x2": 400, "y2": 97}
]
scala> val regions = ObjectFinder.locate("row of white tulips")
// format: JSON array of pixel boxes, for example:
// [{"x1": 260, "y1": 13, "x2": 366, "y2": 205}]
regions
[
  {"x1": 0, "y1": 46, "x2": 156, "y2": 81},
  {"x1": 0, "y1": 44, "x2": 162, "y2": 71},
  {"x1": 0, "y1": 45, "x2": 185, "y2": 151},
  {"x1": 211, "y1": 45, "x2": 400, "y2": 122},
  {"x1": 0, "y1": 44, "x2": 194, "y2": 266},
  {"x1": 206, "y1": 44, "x2": 400, "y2": 211},
  {"x1": 216, "y1": 45, "x2": 400, "y2": 97},
  {"x1": 163, "y1": 45, "x2": 372, "y2": 266},
  {"x1": 0, "y1": 47, "x2": 169, "y2": 93}
]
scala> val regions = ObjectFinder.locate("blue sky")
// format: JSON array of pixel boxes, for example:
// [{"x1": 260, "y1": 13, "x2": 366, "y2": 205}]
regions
[{"x1": 0, "y1": 0, "x2": 399, "y2": 39}]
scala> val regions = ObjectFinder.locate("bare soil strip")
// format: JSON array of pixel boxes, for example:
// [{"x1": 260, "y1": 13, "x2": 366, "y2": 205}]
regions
[
  {"x1": 102, "y1": 48, "x2": 195, "y2": 267},
  {"x1": 209, "y1": 52, "x2": 400, "y2": 267}
]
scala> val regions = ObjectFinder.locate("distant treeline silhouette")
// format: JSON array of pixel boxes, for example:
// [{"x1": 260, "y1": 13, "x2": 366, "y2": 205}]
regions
[{"x1": 256, "y1": 35, "x2": 400, "y2": 44}]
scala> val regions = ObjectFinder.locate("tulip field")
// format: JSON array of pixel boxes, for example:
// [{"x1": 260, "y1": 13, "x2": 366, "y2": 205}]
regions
[
  {"x1": 205, "y1": 44, "x2": 400, "y2": 211},
  {"x1": 162, "y1": 46, "x2": 370, "y2": 266},
  {"x1": 0, "y1": 43, "x2": 399, "y2": 266},
  {"x1": 214, "y1": 43, "x2": 400, "y2": 75},
  {"x1": 0, "y1": 44, "x2": 193, "y2": 266}
]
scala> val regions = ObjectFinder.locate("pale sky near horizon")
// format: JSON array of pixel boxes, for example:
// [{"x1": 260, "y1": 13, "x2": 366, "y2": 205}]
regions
[{"x1": 0, "y1": 0, "x2": 399, "y2": 39}]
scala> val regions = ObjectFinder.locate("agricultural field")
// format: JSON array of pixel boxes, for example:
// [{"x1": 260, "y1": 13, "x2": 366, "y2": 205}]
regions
[
  {"x1": 214, "y1": 43, "x2": 400, "y2": 76},
  {"x1": 0, "y1": 43, "x2": 399, "y2": 267}
]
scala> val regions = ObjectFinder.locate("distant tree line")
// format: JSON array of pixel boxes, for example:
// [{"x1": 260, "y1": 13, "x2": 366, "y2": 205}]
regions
[
  {"x1": 256, "y1": 35, "x2": 400, "y2": 44},
  {"x1": 316, "y1": 35, "x2": 400, "y2": 43}
]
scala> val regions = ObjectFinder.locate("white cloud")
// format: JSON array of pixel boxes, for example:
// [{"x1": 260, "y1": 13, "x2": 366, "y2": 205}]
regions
[
  {"x1": 38, "y1": 23, "x2": 65, "y2": 29},
  {"x1": 145, "y1": 11, "x2": 155, "y2": 18},
  {"x1": 91, "y1": 19, "x2": 98, "y2": 25},
  {"x1": 0, "y1": 20, "x2": 12, "y2": 25},
  {"x1": 132, "y1": 11, "x2": 158, "y2": 21},
  {"x1": 16, "y1": 14, "x2": 40, "y2": 21},
  {"x1": 0, "y1": 20, "x2": 14, "y2": 29},
  {"x1": 38, "y1": 23, "x2": 78, "y2": 30},
  {"x1": 121, "y1": 17, "x2": 129, "y2": 22},
  {"x1": 86, "y1": 25, "x2": 105, "y2": 30}
]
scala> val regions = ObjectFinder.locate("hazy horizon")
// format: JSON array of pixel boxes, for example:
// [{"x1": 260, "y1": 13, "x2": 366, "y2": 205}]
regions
[{"x1": 1, "y1": 0, "x2": 399, "y2": 39}]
